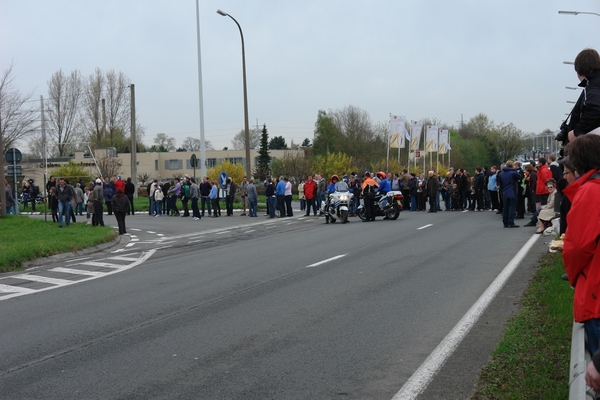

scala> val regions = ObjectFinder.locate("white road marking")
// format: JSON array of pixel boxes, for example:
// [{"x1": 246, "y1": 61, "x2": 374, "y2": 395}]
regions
[
  {"x1": 49, "y1": 267, "x2": 106, "y2": 277},
  {"x1": 244, "y1": 230, "x2": 255, "y2": 233},
  {"x1": 130, "y1": 228, "x2": 141, "y2": 231},
  {"x1": 78, "y1": 261, "x2": 120, "y2": 268},
  {"x1": 108, "y1": 256, "x2": 140, "y2": 262},
  {"x1": 0, "y1": 284, "x2": 35, "y2": 294},
  {"x1": 216, "y1": 231, "x2": 229, "y2": 235},
  {"x1": 417, "y1": 224, "x2": 433, "y2": 230},
  {"x1": 126, "y1": 243, "x2": 135, "y2": 247},
  {"x1": 392, "y1": 234, "x2": 541, "y2": 399},
  {"x1": 9, "y1": 274, "x2": 74, "y2": 286},
  {"x1": 147, "y1": 231, "x2": 156, "y2": 234},
  {"x1": 307, "y1": 254, "x2": 347, "y2": 268},
  {"x1": 0, "y1": 250, "x2": 156, "y2": 302},
  {"x1": 66, "y1": 257, "x2": 92, "y2": 263}
]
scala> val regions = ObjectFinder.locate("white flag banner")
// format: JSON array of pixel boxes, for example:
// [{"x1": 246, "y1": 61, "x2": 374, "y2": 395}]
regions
[
  {"x1": 438, "y1": 129, "x2": 449, "y2": 154},
  {"x1": 389, "y1": 115, "x2": 408, "y2": 148},
  {"x1": 426, "y1": 125, "x2": 438, "y2": 153},
  {"x1": 410, "y1": 121, "x2": 422, "y2": 151}
]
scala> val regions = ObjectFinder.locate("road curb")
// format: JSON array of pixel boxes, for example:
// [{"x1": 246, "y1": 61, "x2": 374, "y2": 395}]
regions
[{"x1": 22, "y1": 233, "x2": 129, "y2": 270}]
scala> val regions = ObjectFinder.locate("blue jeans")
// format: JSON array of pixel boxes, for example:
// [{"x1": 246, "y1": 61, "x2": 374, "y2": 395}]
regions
[
  {"x1": 267, "y1": 196, "x2": 276, "y2": 218},
  {"x1": 249, "y1": 198, "x2": 257, "y2": 217},
  {"x1": 58, "y1": 200, "x2": 72, "y2": 227},
  {"x1": 155, "y1": 200, "x2": 162, "y2": 216},
  {"x1": 502, "y1": 196, "x2": 517, "y2": 227},
  {"x1": 585, "y1": 318, "x2": 600, "y2": 356},
  {"x1": 410, "y1": 195, "x2": 417, "y2": 211},
  {"x1": 149, "y1": 196, "x2": 155, "y2": 215}
]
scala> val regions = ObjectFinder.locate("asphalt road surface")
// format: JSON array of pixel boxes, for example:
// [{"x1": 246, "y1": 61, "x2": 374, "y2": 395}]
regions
[{"x1": 0, "y1": 208, "x2": 548, "y2": 399}]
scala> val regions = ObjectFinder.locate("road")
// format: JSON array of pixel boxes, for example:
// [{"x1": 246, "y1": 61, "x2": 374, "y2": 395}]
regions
[{"x1": 0, "y1": 208, "x2": 548, "y2": 399}]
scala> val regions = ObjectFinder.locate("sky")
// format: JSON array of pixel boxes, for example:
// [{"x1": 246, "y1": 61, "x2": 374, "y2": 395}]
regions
[{"x1": 2, "y1": 0, "x2": 600, "y2": 152}]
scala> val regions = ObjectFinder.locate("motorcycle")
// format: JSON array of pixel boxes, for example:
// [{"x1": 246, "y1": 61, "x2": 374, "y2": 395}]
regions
[
  {"x1": 323, "y1": 190, "x2": 353, "y2": 224},
  {"x1": 357, "y1": 190, "x2": 403, "y2": 221}
]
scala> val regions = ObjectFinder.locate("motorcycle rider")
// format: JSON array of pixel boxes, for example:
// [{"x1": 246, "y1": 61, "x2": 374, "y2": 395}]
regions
[
  {"x1": 324, "y1": 175, "x2": 349, "y2": 214},
  {"x1": 362, "y1": 172, "x2": 379, "y2": 222}
]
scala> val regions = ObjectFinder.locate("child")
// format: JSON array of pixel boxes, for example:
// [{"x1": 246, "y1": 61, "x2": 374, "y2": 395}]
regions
[
  {"x1": 450, "y1": 182, "x2": 461, "y2": 211},
  {"x1": 154, "y1": 185, "x2": 164, "y2": 216}
]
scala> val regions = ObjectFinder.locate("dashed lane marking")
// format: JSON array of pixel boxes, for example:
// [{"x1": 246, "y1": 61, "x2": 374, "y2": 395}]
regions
[{"x1": 0, "y1": 250, "x2": 156, "y2": 302}]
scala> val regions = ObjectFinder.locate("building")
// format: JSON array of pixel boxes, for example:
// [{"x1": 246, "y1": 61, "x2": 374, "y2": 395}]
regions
[{"x1": 15, "y1": 148, "x2": 303, "y2": 191}]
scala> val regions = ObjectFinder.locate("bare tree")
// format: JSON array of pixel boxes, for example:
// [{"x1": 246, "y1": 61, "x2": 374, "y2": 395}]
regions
[
  {"x1": 231, "y1": 128, "x2": 260, "y2": 150},
  {"x1": 81, "y1": 68, "x2": 104, "y2": 146},
  {"x1": 0, "y1": 63, "x2": 36, "y2": 217},
  {"x1": 153, "y1": 133, "x2": 176, "y2": 151},
  {"x1": 81, "y1": 68, "x2": 132, "y2": 150},
  {"x1": 47, "y1": 69, "x2": 84, "y2": 156},
  {"x1": 96, "y1": 156, "x2": 122, "y2": 178},
  {"x1": 137, "y1": 172, "x2": 151, "y2": 187},
  {"x1": 181, "y1": 136, "x2": 214, "y2": 151}
]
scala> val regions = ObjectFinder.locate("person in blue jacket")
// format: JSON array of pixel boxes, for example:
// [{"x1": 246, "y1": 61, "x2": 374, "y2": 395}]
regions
[
  {"x1": 497, "y1": 161, "x2": 521, "y2": 228},
  {"x1": 377, "y1": 172, "x2": 391, "y2": 194}
]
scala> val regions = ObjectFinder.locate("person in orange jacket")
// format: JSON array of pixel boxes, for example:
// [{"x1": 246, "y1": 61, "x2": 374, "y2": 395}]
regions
[{"x1": 361, "y1": 172, "x2": 379, "y2": 222}]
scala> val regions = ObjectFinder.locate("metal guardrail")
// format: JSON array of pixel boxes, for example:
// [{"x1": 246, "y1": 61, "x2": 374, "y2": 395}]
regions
[{"x1": 569, "y1": 321, "x2": 596, "y2": 399}]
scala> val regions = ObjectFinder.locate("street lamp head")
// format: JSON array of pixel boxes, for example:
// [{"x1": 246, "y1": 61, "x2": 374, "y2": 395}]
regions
[
  {"x1": 216, "y1": 9, "x2": 228, "y2": 16},
  {"x1": 558, "y1": 11, "x2": 579, "y2": 15}
]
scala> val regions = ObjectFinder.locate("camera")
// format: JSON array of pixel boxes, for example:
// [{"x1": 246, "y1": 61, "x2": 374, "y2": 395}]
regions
[{"x1": 555, "y1": 120, "x2": 569, "y2": 145}]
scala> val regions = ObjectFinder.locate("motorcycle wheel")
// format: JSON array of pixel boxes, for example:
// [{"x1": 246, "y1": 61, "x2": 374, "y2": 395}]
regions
[
  {"x1": 357, "y1": 208, "x2": 366, "y2": 221},
  {"x1": 386, "y1": 205, "x2": 400, "y2": 220},
  {"x1": 341, "y1": 210, "x2": 348, "y2": 224}
]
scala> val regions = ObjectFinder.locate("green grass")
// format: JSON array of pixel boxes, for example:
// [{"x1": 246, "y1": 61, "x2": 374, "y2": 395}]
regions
[
  {"x1": 0, "y1": 215, "x2": 117, "y2": 273},
  {"x1": 471, "y1": 252, "x2": 572, "y2": 399}
]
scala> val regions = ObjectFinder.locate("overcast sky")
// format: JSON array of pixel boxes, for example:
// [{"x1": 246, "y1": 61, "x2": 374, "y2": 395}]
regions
[{"x1": 2, "y1": 0, "x2": 600, "y2": 151}]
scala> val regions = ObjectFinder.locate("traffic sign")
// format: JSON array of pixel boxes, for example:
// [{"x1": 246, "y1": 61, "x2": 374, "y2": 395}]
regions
[
  {"x1": 190, "y1": 154, "x2": 198, "y2": 168},
  {"x1": 219, "y1": 171, "x2": 227, "y2": 188},
  {"x1": 5, "y1": 148, "x2": 22, "y2": 164},
  {"x1": 7, "y1": 166, "x2": 22, "y2": 175}
]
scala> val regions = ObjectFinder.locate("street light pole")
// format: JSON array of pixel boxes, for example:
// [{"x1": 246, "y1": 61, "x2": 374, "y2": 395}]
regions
[
  {"x1": 217, "y1": 9, "x2": 252, "y2": 179},
  {"x1": 196, "y1": 0, "x2": 207, "y2": 180},
  {"x1": 559, "y1": 10, "x2": 600, "y2": 18}
]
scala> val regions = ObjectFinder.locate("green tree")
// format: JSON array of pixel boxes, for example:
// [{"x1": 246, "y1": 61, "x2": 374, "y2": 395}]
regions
[
  {"x1": 311, "y1": 152, "x2": 355, "y2": 180},
  {"x1": 268, "y1": 135, "x2": 288, "y2": 150},
  {"x1": 153, "y1": 133, "x2": 176, "y2": 152},
  {"x1": 312, "y1": 110, "x2": 344, "y2": 156},
  {"x1": 301, "y1": 138, "x2": 311, "y2": 147},
  {"x1": 255, "y1": 124, "x2": 271, "y2": 180},
  {"x1": 51, "y1": 160, "x2": 93, "y2": 183},
  {"x1": 490, "y1": 123, "x2": 526, "y2": 162},
  {"x1": 269, "y1": 151, "x2": 310, "y2": 182},
  {"x1": 207, "y1": 159, "x2": 245, "y2": 186}
]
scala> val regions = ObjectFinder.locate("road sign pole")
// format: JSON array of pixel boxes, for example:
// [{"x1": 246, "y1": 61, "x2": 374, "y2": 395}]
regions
[{"x1": 12, "y1": 148, "x2": 18, "y2": 215}]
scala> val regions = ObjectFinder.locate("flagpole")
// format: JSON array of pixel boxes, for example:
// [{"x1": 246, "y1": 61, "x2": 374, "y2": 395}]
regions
[{"x1": 387, "y1": 113, "x2": 391, "y2": 172}]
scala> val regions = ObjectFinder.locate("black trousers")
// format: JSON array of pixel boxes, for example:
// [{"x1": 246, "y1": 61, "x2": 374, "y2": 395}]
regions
[
  {"x1": 114, "y1": 211, "x2": 126, "y2": 234},
  {"x1": 93, "y1": 201, "x2": 104, "y2": 226},
  {"x1": 127, "y1": 195, "x2": 134, "y2": 215}
]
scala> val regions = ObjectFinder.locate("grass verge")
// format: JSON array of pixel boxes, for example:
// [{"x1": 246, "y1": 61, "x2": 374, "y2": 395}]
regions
[
  {"x1": 471, "y1": 252, "x2": 573, "y2": 399},
  {"x1": 0, "y1": 215, "x2": 117, "y2": 273}
]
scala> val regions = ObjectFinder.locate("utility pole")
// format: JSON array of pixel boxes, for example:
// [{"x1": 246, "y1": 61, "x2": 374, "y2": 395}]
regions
[
  {"x1": 130, "y1": 84, "x2": 137, "y2": 198},
  {"x1": 0, "y1": 110, "x2": 5, "y2": 217},
  {"x1": 41, "y1": 95, "x2": 48, "y2": 220},
  {"x1": 102, "y1": 98, "x2": 107, "y2": 144}
]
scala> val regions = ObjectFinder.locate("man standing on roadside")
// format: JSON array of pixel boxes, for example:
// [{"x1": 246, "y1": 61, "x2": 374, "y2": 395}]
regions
[
  {"x1": 362, "y1": 172, "x2": 379, "y2": 222},
  {"x1": 276, "y1": 176, "x2": 286, "y2": 217},
  {"x1": 238, "y1": 177, "x2": 248, "y2": 216},
  {"x1": 199, "y1": 176, "x2": 212, "y2": 217},
  {"x1": 426, "y1": 171, "x2": 439, "y2": 213},
  {"x1": 125, "y1": 177, "x2": 135, "y2": 215},
  {"x1": 92, "y1": 178, "x2": 105, "y2": 227},
  {"x1": 497, "y1": 161, "x2": 521, "y2": 228},
  {"x1": 316, "y1": 174, "x2": 327, "y2": 215},
  {"x1": 56, "y1": 178, "x2": 75, "y2": 228},
  {"x1": 304, "y1": 175, "x2": 317, "y2": 216}
]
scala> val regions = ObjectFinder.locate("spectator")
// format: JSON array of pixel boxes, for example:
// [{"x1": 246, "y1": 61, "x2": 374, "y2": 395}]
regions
[
  {"x1": 298, "y1": 179, "x2": 306, "y2": 212},
  {"x1": 566, "y1": 48, "x2": 600, "y2": 143},
  {"x1": 189, "y1": 178, "x2": 201, "y2": 220},
  {"x1": 284, "y1": 177, "x2": 293, "y2": 217},
  {"x1": 303, "y1": 175, "x2": 317, "y2": 217},
  {"x1": 124, "y1": 177, "x2": 135, "y2": 215},
  {"x1": 247, "y1": 179, "x2": 258, "y2": 217},
  {"x1": 111, "y1": 188, "x2": 130, "y2": 235},
  {"x1": 154, "y1": 185, "x2": 164, "y2": 217},
  {"x1": 238, "y1": 177, "x2": 248, "y2": 216},
  {"x1": 276, "y1": 176, "x2": 286, "y2": 218},
  {"x1": 497, "y1": 161, "x2": 521, "y2": 228},
  {"x1": 92, "y1": 178, "x2": 105, "y2": 227},
  {"x1": 560, "y1": 135, "x2": 600, "y2": 388},
  {"x1": 199, "y1": 176, "x2": 212, "y2": 217},
  {"x1": 534, "y1": 178, "x2": 557, "y2": 234},
  {"x1": 56, "y1": 178, "x2": 74, "y2": 228},
  {"x1": 265, "y1": 178, "x2": 276, "y2": 219},
  {"x1": 209, "y1": 181, "x2": 220, "y2": 217},
  {"x1": 224, "y1": 177, "x2": 236, "y2": 216},
  {"x1": 426, "y1": 171, "x2": 439, "y2": 213}
]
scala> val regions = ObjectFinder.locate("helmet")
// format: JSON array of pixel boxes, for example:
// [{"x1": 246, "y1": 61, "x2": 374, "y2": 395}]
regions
[
  {"x1": 376, "y1": 171, "x2": 386, "y2": 179},
  {"x1": 331, "y1": 174, "x2": 339, "y2": 182},
  {"x1": 95, "y1": 178, "x2": 102, "y2": 184},
  {"x1": 364, "y1": 171, "x2": 371, "y2": 177}
]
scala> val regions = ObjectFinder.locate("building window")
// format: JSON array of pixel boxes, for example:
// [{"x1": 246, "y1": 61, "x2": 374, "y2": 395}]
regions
[
  {"x1": 155, "y1": 160, "x2": 158, "y2": 171},
  {"x1": 165, "y1": 159, "x2": 183, "y2": 170},
  {"x1": 225, "y1": 157, "x2": 243, "y2": 165},
  {"x1": 206, "y1": 158, "x2": 217, "y2": 168}
]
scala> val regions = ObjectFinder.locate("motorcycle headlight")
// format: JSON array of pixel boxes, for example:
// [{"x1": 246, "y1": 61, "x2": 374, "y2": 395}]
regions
[{"x1": 340, "y1": 195, "x2": 348, "y2": 201}]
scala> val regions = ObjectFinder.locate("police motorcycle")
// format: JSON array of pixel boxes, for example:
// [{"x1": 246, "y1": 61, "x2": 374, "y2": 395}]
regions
[
  {"x1": 322, "y1": 174, "x2": 353, "y2": 224},
  {"x1": 357, "y1": 190, "x2": 403, "y2": 220},
  {"x1": 323, "y1": 190, "x2": 353, "y2": 224}
]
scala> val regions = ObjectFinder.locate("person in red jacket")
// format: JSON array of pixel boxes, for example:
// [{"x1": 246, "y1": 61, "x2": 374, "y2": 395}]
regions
[
  {"x1": 303, "y1": 175, "x2": 317, "y2": 216},
  {"x1": 560, "y1": 135, "x2": 600, "y2": 389},
  {"x1": 535, "y1": 157, "x2": 553, "y2": 208},
  {"x1": 114, "y1": 175, "x2": 126, "y2": 193}
]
